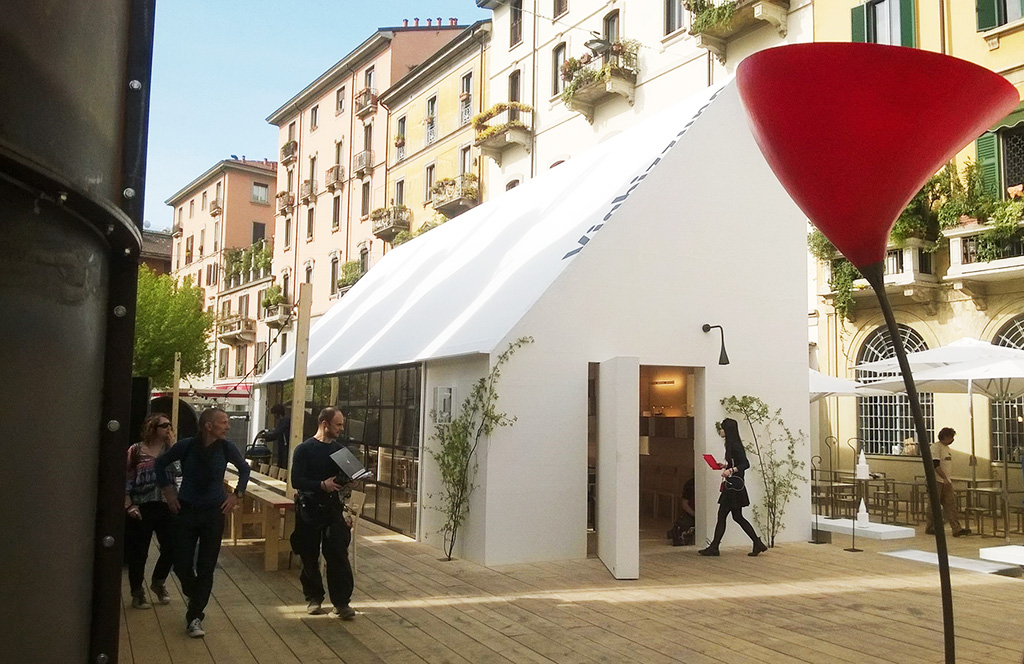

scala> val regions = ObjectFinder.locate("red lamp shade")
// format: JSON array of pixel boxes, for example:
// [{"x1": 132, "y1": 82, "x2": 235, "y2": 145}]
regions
[{"x1": 736, "y1": 43, "x2": 1019, "y2": 269}]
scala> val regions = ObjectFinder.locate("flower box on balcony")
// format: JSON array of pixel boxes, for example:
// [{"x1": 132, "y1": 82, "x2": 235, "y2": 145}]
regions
[
  {"x1": 688, "y1": 0, "x2": 790, "y2": 64},
  {"x1": 472, "y1": 102, "x2": 533, "y2": 166},
  {"x1": 370, "y1": 205, "x2": 412, "y2": 242},
  {"x1": 431, "y1": 174, "x2": 480, "y2": 218},
  {"x1": 280, "y1": 140, "x2": 298, "y2": 164},
  {"x1": 560, "y1": 40, "x2": 640, "y2": 124}
]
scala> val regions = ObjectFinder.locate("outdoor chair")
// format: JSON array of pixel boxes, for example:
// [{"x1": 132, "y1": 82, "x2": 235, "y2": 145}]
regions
[
  {"x1": 276, "y1": 467, "x2": 288, "y2": 481},
  {"x1": 347, "y1": 490, "x2": 366, "y2": 574}
]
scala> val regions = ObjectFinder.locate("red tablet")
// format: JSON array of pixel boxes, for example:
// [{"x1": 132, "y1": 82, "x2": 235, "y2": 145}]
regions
[{"x1": 703, "y1": 454, "x2": 724, "y2": 470}]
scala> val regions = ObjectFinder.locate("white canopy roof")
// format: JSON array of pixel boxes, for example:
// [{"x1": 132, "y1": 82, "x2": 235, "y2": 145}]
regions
[{"x1": 261, "y1": 83, "x2": 727, "y2": 384}]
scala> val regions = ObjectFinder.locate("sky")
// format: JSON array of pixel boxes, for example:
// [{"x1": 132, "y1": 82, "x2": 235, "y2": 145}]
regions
[{"x1": 145, "y1": 1, "x2": 489, "y2": 231}]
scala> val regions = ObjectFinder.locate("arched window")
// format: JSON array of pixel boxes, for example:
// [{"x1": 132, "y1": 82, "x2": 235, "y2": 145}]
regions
[
  {"x1": 552, "y1": 43, "x2": 566, "y2": 96},
  {"x1": 856, "y1": 324, "x2": 934, "y2": 454},
  {"x1": 991, "y1": 315, "x2": 1024, "y2": 462}
]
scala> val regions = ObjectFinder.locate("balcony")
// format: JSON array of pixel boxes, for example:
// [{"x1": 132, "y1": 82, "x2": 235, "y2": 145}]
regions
[
  {"x1": 217, "y1": 314, "x2": 256, "y2": 345},
  {"x1": 172, "y1": 222, "x2": 181, "y2": 237},
  {"x1": 690, "y1": 0, "x2": 790, "y2": 64},
  {"x1": 280, "y1": 140, "x2": 298, "y2": 164},
  {"x1": 325, "y1": 164, "x2": 344, "y2": 191},
  {"x1": 209, "y1": 197, "x2": 222, "y2": 216},
  {"x1": 300, "y1": 179, "x2": 317, "y2": 204},
  {"x1": 563, "y1": 66, "x2": 636, "y2": 124},
  {"x1": 943, "y1": 219, "x2": 1024, "y2": 309},
  {"x1": 276, "y1": 191, "x2": 294, "y2": 213},
  {"x1": 354, "y1": 150, "x2": 374, "y2": 178},
  {"x1": 473, "y1": 104, "x2": 533, "y2": 167},
  {"x1": 820, "y1": 239, "x2": 940, "y2": 319},
  {"x1": 431, "y1": 174, "x2": 480, "y2": 218},
  {"x1": 263, "y1": 303, "x2": 292, "y2": 329},
  {"x1": 355, "y1": 88, "x2": 378, "y2": 117},
  {"x1": 371, "y1": 205, "x2": 411, "y2": 242}
]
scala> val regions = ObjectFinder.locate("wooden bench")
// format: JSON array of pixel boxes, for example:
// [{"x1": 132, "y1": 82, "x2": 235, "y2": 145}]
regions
[{"x1": 224, "y1": 471, "x2": 294, "y2": 572}]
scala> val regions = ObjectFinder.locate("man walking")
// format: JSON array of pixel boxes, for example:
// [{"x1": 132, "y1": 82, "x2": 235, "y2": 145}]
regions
[
  {"x1": 925, "y1": 427, "x2": 971, "y2": 537},
  {"x1": 155, "y1": 407, "x2": 251, "y2": 637},
  {"x1": 291, "y1": 407, "x2": 356, "y2": 619}
]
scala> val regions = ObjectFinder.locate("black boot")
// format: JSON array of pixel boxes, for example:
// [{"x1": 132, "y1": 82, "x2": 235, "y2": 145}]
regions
[
  {"x1": 698, "y1": 543, "x2": 720, "y2": 556},
  {"x1": 748, "y1": 538, "x2": 768, "y2": 557}
]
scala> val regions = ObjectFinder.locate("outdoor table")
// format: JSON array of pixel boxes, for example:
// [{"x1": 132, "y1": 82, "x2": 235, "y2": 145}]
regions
[{"x1": 224, "y1": 468, "x2": 294, "y2": 571}]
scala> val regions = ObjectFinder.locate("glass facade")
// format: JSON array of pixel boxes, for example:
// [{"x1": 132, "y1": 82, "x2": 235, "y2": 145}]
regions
[{"x1": 265, "y1": 364, "x2": 422, "y2": 535}]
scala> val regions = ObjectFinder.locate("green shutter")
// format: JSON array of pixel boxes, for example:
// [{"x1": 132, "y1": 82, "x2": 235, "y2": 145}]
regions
[
  {"x1": 976, "y1": 0, "x2": 1002, "y2": 31},
  {"x1": 899, "y1": 0, "x2": 916, "y2": 47},
  {"x1": 976, "y1": 132, "x2": 1001, "y2": 198},
  {"x1": 851, "y1": 4, "x2": 869, "y2": 43}
]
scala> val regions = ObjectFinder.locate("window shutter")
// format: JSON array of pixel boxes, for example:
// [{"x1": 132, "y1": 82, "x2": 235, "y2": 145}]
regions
[
  {"x1": 851, "y1": 4, "x2": 869, "y2": 42},
  {"x1": 976, "y1": 132, "x2": 1001, "y2": 198},
  {"x1": 975, "y1": 0, "x2": 1002, "y2": 31},
  {"x1": 899, "y1": 0, "x2": 916, "y2": 47}
]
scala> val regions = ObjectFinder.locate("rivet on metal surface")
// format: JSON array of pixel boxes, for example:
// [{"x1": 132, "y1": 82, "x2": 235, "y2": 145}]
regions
[
  {"x1": 101, "y1": 536, "x2": 115, "y2": 548},
  {"x1": 124, "y1": 248, "x2": 132, "y2": 256},
  {"x1": 114, "y1": 305, "x2": 127, "y2": 318},
  {"x1": 106, "y1": 224, "x2": 115, "y2": 235},
  {"x1": 129, "y1": 80, "x2": 142, "y2": 90},
  {"x1": 106, "y1": 420, "x2": 120, "y2": 432},
  {"x1": 58, "y1": 192, "x2": 68, "y2": 202},
  {"x1": 96, "y1": 654, "x2": 110, "y2": 664},
  {"x1": 123, "y1": 187, "x2": 136, "y2": 199}
]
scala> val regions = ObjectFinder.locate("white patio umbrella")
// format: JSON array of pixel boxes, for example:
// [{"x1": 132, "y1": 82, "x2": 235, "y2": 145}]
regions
[
  {"x1": 868, "y1": 357, "x2": 1024, "y2": 541},
  {"x1": 856, "y1": 337, "x2": 1024, "y2": 374},
  {"x1": 808, "y1": 368, "x2": 890, "y2": 402}
]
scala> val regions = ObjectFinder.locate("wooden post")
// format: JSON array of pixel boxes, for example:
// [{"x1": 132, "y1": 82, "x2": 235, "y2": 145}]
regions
[
  {"x1": 286, "y1": 283, "x2": 312, "y2": 494},
  {"x1": 171, "y1": 352, "x2": 181, "y2": 440}
]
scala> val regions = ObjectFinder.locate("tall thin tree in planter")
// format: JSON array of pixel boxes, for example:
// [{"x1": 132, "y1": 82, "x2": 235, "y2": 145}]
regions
[
  {"x1": 429, "y1": 336, "x2": 533, "y2": 560},
  {"x1": 721, "y1": 395, "x2": 806, "y2": 547}
]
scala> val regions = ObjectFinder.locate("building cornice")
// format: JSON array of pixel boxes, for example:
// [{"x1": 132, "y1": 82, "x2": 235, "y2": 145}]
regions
[{"x1": 165, "y1": 160, "x2": 277, "y2": 207}]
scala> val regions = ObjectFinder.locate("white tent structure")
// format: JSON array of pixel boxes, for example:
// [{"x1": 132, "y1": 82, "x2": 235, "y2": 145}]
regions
[{"x1": 260, "y1": 82, "x2": 811, "y2": 577}]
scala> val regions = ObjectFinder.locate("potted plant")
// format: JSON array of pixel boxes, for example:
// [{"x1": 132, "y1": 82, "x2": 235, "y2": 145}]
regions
[
  {"x1": 337, "y1": 260, "x2": 364, "y2": 290},
  {"x1": 261, "y1": 283, "x2": 284, "y2": 309},
  {"x1": 394, "y1": 133, "x2": 405, "y2": 148}
]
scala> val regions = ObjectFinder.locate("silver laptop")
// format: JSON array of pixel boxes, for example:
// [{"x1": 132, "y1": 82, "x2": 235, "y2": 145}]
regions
[{"x1": 329, "y1": 446, "x2": 372, "y2": 482}]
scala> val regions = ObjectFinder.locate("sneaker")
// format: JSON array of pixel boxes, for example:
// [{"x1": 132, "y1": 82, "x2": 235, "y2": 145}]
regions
[
  {"x1": 187, "y1": 618, "x2": 205, "y2": 638},
  {"x1": 131, "y1": 593, "x2": 151, "y2": 610},
  {"x1": 953, "y1": 528, "x2": 972, "y2": 537},
  {"x1": 150, "y1": 582, "x2": 171, "y2": 605},
  {"x1": 306, "y1": 601, "x2": 324, "y2": 615},
  {"x1": 331, "y1": 604, "x2": 356, "y2": 620}
]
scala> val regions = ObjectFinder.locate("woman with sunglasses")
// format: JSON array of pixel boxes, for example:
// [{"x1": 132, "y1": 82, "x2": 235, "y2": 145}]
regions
[{"x1": 125, "y1": 413, "x2": 180, "y2": 609}]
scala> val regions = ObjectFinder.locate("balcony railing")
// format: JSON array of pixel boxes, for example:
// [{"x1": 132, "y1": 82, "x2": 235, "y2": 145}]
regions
[
  {"x1": 276, "y1": 191, "x2": 294, "y2": 213},
  {"x1": 355, "y1": 88, "x2": 378, "y2": 116},
  {"x1": 943, "y1": 220, "x2": 1024, "y2": 302},
  {"x1": 300, "y1": 179, "x2": 317, "y2": 204},
  {"x1": 821, "y1": 238, "x2": 940, "y2": 317},
  {"x1": 426, "y1": 118, "x2": 437, "y2": 144},
  {"x1": 325, "y1": 164, "x2": 344, "y2": 190},
  {"x1": 217, "y1": 314, "x2": 256, "y2": 345},
  {"x1": 209, "y1": 197, "x2": 222, "y2": 216},
  {"x1": 280, "y1": 140, "x2": 298, "y2": 164},
  {"x1": 432, "y1": 174, "x2": 480, "y2": 218},
  {"x1": 263, "y1": 303, "x2": 292, "y2": 329},
  {"x1": 473, "y1": 105, "x2": 533, "y2": 167},
  {"x1": 689, "y1": 0, "x2": 790, "y2": 63},
  {"x1": 460, "y1": 96, "x2": 472, "y2": 126},
  {"x1": 354, "y1": 149, "x2": 374, "y2": 178},
  {"x1": 371, "y1": 205, "x2": 412, "y2": 241},
  {"x1": 172, "y1": 222, "x2": 181, "y2": 236}
]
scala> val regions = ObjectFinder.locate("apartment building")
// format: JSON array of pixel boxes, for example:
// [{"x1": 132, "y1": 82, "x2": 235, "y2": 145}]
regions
[
  {"x1": 474, "y1": 0, "x2": 810, "y2": 193},
  {"x1": 378, "y1": 20, "x2": 492, "y2": 239},
  {"x1": 265, "y1": 19, "x2": 466, "y2": 359},
  {"x1": 810, "y1": 1, "x2": 1024, "y2": 485},
  {"x1": 167, "y1": 158, "x2": 278, "y2": 404}
]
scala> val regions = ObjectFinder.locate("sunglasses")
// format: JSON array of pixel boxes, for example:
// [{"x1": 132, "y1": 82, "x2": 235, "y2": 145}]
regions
[{"x1": 156, "y1": 422, "x2": 173, "y2": 429}]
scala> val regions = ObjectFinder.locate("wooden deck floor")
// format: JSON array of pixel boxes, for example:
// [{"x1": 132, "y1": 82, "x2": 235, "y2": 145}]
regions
[{"x1": 119, "y1": 521, "x2": 1024, "y2": 664}]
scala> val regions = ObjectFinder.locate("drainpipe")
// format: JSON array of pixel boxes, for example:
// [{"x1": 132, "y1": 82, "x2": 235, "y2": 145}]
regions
[
  {"x1": 529, "y1": 0, "x2": 538, "y2": 179},
  {"x1": 938, "y1": 0, "x2": 946, "y2": 54},
  {"x1": 379, "y1": 94, "x2": 391, "y2": 256}
]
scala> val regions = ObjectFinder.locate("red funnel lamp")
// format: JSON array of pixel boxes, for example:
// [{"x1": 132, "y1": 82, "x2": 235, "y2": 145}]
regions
[{"x1": 737, "y1": 43, "x2": 1018, "y2": 664}]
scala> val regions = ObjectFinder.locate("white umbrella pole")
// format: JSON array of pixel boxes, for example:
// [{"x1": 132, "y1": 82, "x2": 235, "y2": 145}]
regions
[{"x1": 969, "y1": 379, "x2": 976, "y2": 485}]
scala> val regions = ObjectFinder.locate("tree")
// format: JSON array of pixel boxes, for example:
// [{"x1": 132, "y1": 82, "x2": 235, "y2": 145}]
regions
[{"x1": 133, "y1": 265, "x2": 213, "y2": 387}]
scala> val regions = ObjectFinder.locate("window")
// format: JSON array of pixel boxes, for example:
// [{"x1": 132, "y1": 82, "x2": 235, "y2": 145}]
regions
[
  {"x1": 205, "y1": 263, "x2": 218, "y2": 286},
  {"x1": 202, "y1": 191, "x2": 207, "y2": 210},
  {"x1": 252, "y1": 182, "x2": 269, "y2": 204},
  {"x1": 334, "y1": 140, "x2": 343, "y2": 165},
  {"x1": 603, "y1": 10, "x2": 619, "y2": 65},
  {"x1": 332, "y1": 195, "x2": 341, "y2": 229},
  {"x1": 552, "y1": 43, "x2": 566, "y2": 96},
  {"x1": 364, "y1": 66, "x2": 375, "y2": 90},
  {"x1": 199, "y1": 229, "x2": 205, "y2": 256},
  {"x1": 252, "y1": 221, "x2": 265, "y2": 243},
  {"x1": 554, "y1": 0, "x2": 568, "y2": 17},
  {"x1": 256, "y1": 289, "x2": 266, "y2": 318},
  {"x1": 460, "y1": 72, "x2": 473, "y2": 125},
  {"x1": 284, "y1": 216, "x2": 291, "y2": 248},
  {"x1": 213, "y1": 221, "x2": 219, "y2": 250},
  {"x1": 508, "y1": 70, "x2": 522, "y2": 122},
  {"x1": 396, "y1": 116, "x2": 407, "y2": 161},
  {"x1": 977, "y1": 0, "x2": 1024, "y2": 31},
  {"x1": 305, "y1": 265, "x2": 313, "y2": 284},
  {"x1": 330, "y1": 257, "x2": 340, "y2": 295},
  {"x1": 177, "y1": 207, "x2": 182, "y2": 224},
  {"x1": 282, "y1": 273, "x2": 290, "y2": 300},
  {"x1": 510, "y1": 0, "x2": 523, "y2": 46},
  {"x1": 281, "y1": 332, "x2": 288, "y2": 356},
  {"x1": 189, "y1": 200, "x2": 194, "y2": 218},
  {"x1": 238, "y1": 294, "x2": 249, "y2": 318},
  {"x1": 288, "y1": 121, "x2": 296, "y2": 141},
  {"x1": 287, "y1": 169, "x2": 294, "y2": 192},
  {"x1": 307, "y1": 207, "x2": 315, "y2": 240},
  {"x1": 425, "y1": 164, "x2": 436, "y2": 201},
  {"x1": 309, "y1": 156, "x2": 317, "y2": 190},
  {"x1": 363, "y1": 123, "x2": 373, "y2": 151},
  {"x1": 185, "y1": 236, "x2": 194, "y2": 264},
  {"x1": 856, "y1": 325, "x2": 934, "y2": 455},
  {"x1": 336, "y1": 86, "x2": 346, "y2": 113},
  {"x1": 255, "y1": 342, "x2": 267, "y2": 374},
  {"x1": 394, "y1": 179, "x2": 405, "y2": 206},
  {"x1": 459, "y1": 146, "x2": 472, "y2": 175},
  {"x1": 310, "y1": 104, "x2": 319, "y2": 130},
  {"x1": 216, "y1": 182, "x2": 222, "y2": 202},
  {"x1": 506, "y1": 179, "x2": 520, "y2": 190},
  {"x1": 359, "y1": 245, "x2": 369, "y2": 274},
  {"x1": 221, "y1": 300, "x2": 231, "y2": 317},
  {"x1": 665, "y1": 0, "x2": 686, "y2": 34},
  {"x1": 991, "y1": 316, "x2": 1024, "y2": 462},
  {"x1": 851, "y1": 0, "x2": 916, "y2": 47},
  {"x1": 235, "y1": 345, "x2": 247, "y2": 377},
  {"x1": 361, "y1": 181, "x2": 371, "y2": 217},
  {"x1": 218, "y1": 348, "x2": 229, "y2": 378},
  {"x1": 426, "y1": 96, "x2": 437, "y2": 144},
  {"x1": 976, "y1": 108, "x2": 1024, "y2": 199}
]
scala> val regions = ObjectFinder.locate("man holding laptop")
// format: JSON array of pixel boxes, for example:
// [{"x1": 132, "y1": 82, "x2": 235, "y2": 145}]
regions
[{"x1": 290, "y1": 407, "x2": 360, "y2": 619}]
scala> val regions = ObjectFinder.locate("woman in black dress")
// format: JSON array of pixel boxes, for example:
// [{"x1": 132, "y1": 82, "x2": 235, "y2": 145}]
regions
[{"x1": 698, "y1": 418, "x2": 767, "y2": 557}]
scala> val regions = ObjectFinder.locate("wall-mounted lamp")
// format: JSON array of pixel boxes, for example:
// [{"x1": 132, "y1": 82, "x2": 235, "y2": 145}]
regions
[
  {"x1": 701, "y1": 323, "x2": 730, "y2": 365},
  {"x1": 584, "y1": 31, "x2": 611, "y2": 56},
  {"x1": 651, "y1": 379, "x2": 676, "y2": 386}
]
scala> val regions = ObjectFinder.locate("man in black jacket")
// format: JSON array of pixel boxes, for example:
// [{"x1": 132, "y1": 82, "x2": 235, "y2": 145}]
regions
[{"x1": 290, "y1": 407, "x2": 355, "y2": 619}]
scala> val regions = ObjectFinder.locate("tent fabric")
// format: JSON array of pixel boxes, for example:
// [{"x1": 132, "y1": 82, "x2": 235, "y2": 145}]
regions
[
  {"x1": 261, "y1": 83, "x2": 728, "y2": 384},
  {"x1": 808, "y1": 368, "x2": 887, "y2": 401},
  {"x1": 855, "y1": 337, "x2": 1024, "y2": 374}
]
